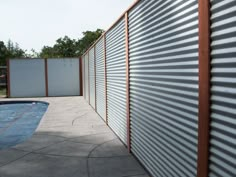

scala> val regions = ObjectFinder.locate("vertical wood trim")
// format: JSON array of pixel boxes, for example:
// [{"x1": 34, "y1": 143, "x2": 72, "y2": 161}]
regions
[
  {"x1": 44, "y1": 58, "x2": 49, "y2": 97},
  {"x1": 79, "y1": 57, "x2": 83, "y2": 96},
  {"x1": 197, "y1": 0, "x2": 211, "y2": 177},
  {"x1": 94, "y1": 46, "x2": 97, "y2": 112},
  {"x1": 6, "y1": 59, "x2": 10, "y2": 98},
  {"x1": 125, "y1": 12, "x2": 131, "y2": 152},
  {"x1": 104, "y1": 35, "x2": 108, "y2": 125},
  {"x1": 88, "y1": 53, "x2": 90, "y2": 105}
]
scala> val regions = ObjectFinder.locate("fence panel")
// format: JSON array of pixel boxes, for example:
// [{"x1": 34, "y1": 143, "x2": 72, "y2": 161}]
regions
[
  {"x1": 85, "y1": 54, "x2": 89, "y2": 102},
  {"x1": 47, "y1": 58, "x2": 80, "y2": 96},
  {"x1": 209, "y1": 1, "x2": 236, "y2": 177},
  {"x1": 106, "y1": 17, "x2": 127, "y2": 144},
  {"x1": 95, "y1": 38, "x2": 106, "y2": 120},
  {"x1": 128, "y1": 0, "x2": 199, "y2": 176},
  {"x1": 82, "y1": 56, "x2": 86, "y2": 99},
  {"x1": 9, "y1": 59, "x2": 46, "y2": 97},
  {"x1": 89, "y1": 48, "x2": 96, "y2": 109}
]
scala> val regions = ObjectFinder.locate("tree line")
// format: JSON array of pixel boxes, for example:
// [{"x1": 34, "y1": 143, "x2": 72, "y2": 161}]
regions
[{"x1": 0, "y1": 29, "x2": 104, "y2": 66}]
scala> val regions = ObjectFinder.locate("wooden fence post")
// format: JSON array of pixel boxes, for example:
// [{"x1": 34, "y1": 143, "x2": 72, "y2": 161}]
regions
[
  {"x1": 44, "y1": 58, "x2": 49, "y2": 97},
  {"x1": 6, "y1": 59, "x2": 10, "y2": 98},
  {"x1": 79, "y1": 57, "x2": 83, "y2": 96},
  {"x1": 197, "y1": 0, "x2": 211, "y2": 176},
  {"x1": 125, "y1": 12, "x2": 131, "y2": 152},
  {"x1": 104, "y1": 35, "x2": 108, "y2": 125}
]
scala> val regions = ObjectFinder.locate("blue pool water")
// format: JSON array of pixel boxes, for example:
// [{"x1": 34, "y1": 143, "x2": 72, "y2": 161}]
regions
[{"x1": 0, "y1": 101, "x2": 48, "y2": 150}]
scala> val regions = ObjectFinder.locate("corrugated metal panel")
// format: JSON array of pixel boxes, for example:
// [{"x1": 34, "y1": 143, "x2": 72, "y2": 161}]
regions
[
  {"x1": 89, "y1": 48, "x2": 96, "y2": 109},
  {"x1": 47, "y1": 58, "x2": 80, "y2": 96},
  {"x1": 9, "y1": 59, "x2": 46, "y2": 97},
  {"x1": 129, "y1": 0, "x2": 199, "y2": 177},
  {"x1": 209, "y1": 1, "x2": 236, "y2": 177},
  {"x1": 106, "y1": 18, "x2": 127, "y2": 145},
  {"x1": 95, "y1": 37, "x2": 106, "y2": 120},
  {"x1": 82, "y1": 56, "x2": 86, "y2": 99},
  {"x1": 85, "y1": 54, "x2": 89, "y2": 103}
]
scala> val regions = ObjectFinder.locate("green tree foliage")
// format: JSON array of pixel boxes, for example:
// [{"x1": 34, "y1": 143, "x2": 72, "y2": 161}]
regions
[
  {"x1": 6, "y1": 40, "x2": 25, "y2": 58},
  {"x1": 24, "y1": 49, "x2": 39, "y2": 58},
  {"x1": 40, "y1": 29, "x2": 104, "y2": 58},
  {"x1": 0, "y1": 41, "x2": 8, "y2": 66},
  {"x1": 78, "y1": 29, "x2": 104, "y2": 55},
  {"x1": 0, "y1": 28, "x2": 104, "y2": 64},
  {"x1": 0, "y1": 40, "x2": 25, "y2": 66},
  {"x1": 39, "y1": 46, "x2": 56, "y2": 58},
  {"x1": 53, "y1": 36, "x2": 78, "y2": 57}
]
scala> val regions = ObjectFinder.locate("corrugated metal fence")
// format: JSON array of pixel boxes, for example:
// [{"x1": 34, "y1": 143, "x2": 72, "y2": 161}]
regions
[
  {"x1": 89, "y1": 48, "x2": 96, "y2": 109},
  {"x1": 209, "y1": 1, "x2": 236, "y2": 177},
  {"x1": 106, "y1": 17, "x2": 127, "y2": 145},
  {"x1": 129, "y1": 0, "x2": 199, "y2": 176},
  {"x1": 8, "y1": 58, "x2": 81, "y2": 98},
  {"x1": 81, "y1": 0, "x2": 236, "y2": 177}
]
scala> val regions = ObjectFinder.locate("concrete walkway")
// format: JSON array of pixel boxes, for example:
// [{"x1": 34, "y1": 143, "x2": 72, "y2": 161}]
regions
[{"x1": 0, "y1": 97, "x2": 148, "y2": 177}]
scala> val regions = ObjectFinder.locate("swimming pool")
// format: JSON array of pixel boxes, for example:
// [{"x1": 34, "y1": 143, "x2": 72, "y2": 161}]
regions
[{"x1": 0, "y1": 101, "x2": 48, "y2": 150}]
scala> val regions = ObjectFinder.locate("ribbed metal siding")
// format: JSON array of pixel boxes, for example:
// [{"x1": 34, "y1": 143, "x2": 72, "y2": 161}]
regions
[
  {"x1": 9, "y1": 59, "x2": 46, "y2": 97},
  {"x1": 209, "y1": 1, "x2": 236, "y2": 177},
  {"x1": 106, "y1": 18, "x2": 127, "y2": 144},
  {"x1": 95, "y1": 38, "x2": 106, "y2": 120},
  {"x1": 85, "y1": 54, "x2": 89, "y2": 103},
  {"x1": 47, "y1": 58, "x2": 80, "y2": 96},
  {"x1": 129, "y1": 0, "x2": 199, "y2": 176},
  {"x1": 82, "y1": 56, "x2": 86, "y2": 99},
  {"x1": 89, "y1": 48, "x2": 96, "y2": 109}
]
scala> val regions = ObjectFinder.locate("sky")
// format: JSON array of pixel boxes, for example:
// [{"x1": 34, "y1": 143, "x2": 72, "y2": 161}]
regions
[{"x1": 0, "y1": 0, "x2": 135, "y2": 52}]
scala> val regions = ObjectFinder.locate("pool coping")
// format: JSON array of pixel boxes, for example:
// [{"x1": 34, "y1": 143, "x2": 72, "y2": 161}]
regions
[{"x1": 0, "y1": 100, "x2": 49, "y2": 105}]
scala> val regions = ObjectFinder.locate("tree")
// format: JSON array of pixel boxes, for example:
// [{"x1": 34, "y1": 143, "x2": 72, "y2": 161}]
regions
[
  {"x1": 40, "y1": 29, "x2": 104, "y2": 58},
  {"x1": 24, "y1": 49, "x2": 40, "y2": 58},
  {"x1": 0, "y1": 40, "x2": 26, "y2": 66},
  {"x1": 77, "y1": 29, "x2": 104, "y2": 55},
  {"x1": 0, "y1": 41, "x2": 8, "y2": 66},
  {"x1": 53, "y1": 36, "x2": 78, "y2": 57},
  {"x1": 6, "y1": 40, "x2": 25, "y2": 58}
]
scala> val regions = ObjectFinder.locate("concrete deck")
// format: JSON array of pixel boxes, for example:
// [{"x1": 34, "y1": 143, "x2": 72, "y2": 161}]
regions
[{"x1": 0, "y1": 97, "x2": 148, "y2": 177}]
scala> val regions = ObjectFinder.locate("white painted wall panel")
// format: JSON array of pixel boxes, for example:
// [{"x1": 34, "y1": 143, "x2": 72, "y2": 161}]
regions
[
  {"x1": 9, "y1": 59, "x2": 46, "y2": 97},
  {"x1": 47, "y1": 58, "x2": 80, "y2": 96}
]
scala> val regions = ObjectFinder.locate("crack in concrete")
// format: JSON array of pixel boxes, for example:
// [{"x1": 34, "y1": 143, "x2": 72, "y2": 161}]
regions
[
  {"x1": 86, "y1": 138, "x2": 119, "y2": 177},
  {"x1": 72, "y1": 112, "x2": 90, "y2": 126},
  {"x1": 0, "y1": 152, "x2": 32, "y2": 168}
]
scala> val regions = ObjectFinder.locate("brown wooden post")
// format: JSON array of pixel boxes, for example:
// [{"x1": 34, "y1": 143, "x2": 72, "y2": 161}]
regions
[
  {"x1": 94, "y1": 46, "x2": 97, "y2": 112},
  {"x1": 197, "y1": 0, "x2": 211, "y2": 177},
  {"x1": 104, "y1": 35, "x2": 108, "y2": 125},
  {"x1": 79, "y1": 57, "x2": 83, "y2": 96},
  {"x1": 44, "y1": 58, "x2": 49, "y2": 97},
  {"x1": 125, "y1": 12, "x2": 131, "y2": 152},
  {"x1": 6, "y1": 59, "x2": 10, "y2": 98}
]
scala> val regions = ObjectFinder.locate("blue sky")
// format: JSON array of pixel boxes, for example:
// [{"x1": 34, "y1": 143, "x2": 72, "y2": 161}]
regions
[{"x1": 0, "y1": 0, "x2": 134, "y2": 52}]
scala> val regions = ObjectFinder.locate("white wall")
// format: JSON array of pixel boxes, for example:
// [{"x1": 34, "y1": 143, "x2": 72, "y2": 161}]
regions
[
  {"x1": 47, "y1": 58, "x2": 80, "y2": 96},
  {"x1": 9, "y1": 59, "x2": 46, "y2": 97}
]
